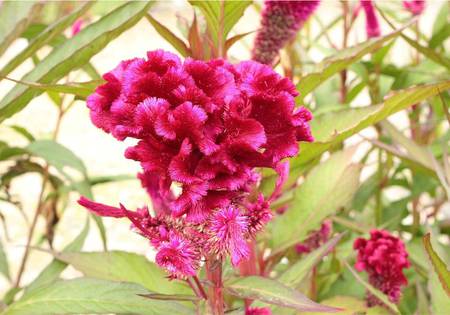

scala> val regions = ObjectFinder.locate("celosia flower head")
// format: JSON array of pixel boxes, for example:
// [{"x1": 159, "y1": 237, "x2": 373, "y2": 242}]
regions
[
  {"x1": 403, "y1": 0, "x2": 425, "y2": 15},
  {"x1": 252, "y1": 0, "x2": 320, "y2": 65},
  {"x1": 354, "y1": 229, "x2": 410, "y2": 306},
  {"x1": 361, "y1": 0, "x2": 381, "y2": 38},
  {"x1": 79, "y1": 49, "x2": 313, "y2": 278},
  {"x1": 246, "y1": 307, "x2": 272, "y2": 315}
]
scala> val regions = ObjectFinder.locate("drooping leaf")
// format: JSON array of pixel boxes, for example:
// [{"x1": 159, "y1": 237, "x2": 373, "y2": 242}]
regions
[
  {"x1": 270, "y1": 148, "x2": 361, "y2": 253},
  {"x1": 296, "y1": 25, "x2": 408, "y2": 101},
  {"x1": 291, "y1": 80, "x2": 450, "y2": 170},
  {"x1": 53, "y1": 250, "x2": 191, "y2": 295},
  {"x1": 0, "y1": 1, "x2": 153, "y2": 122},
  {"x1": 3, "y1": 278, "x2": 194, "y2": 315},
  {"x1": 0, "y1": 236, "x2": 10, "y2": 281},
  {"x1": 423, "y1": 233, "x2": 450, "y2": 297},
  {"x1": 225, "y1": 276, "x2": 341, "y2": 313},
  {"x1": 24, "y1": 218, "x2": 90, "y2": 296},
  {"x1": 145, "y1": 14, "x2": 190, "y2": 57},
  {"x1": 0, "y1": 2, "x2": 94, "y2": 77},
  {"x1": 26, "y1": 140, "x2": 87, "y2": 177},
  {"x1": 0, "y1": 1, "x2": 40, "y2": 58},
  {"x1": 7, "y1": 125, "x2": 35, "y2": 142},
  {"x1": 345, "y1": 262, "x2": 400, "y2": 314},
  {"x1": 278, "y1": 233, "x2": 344, "y2": 288}
]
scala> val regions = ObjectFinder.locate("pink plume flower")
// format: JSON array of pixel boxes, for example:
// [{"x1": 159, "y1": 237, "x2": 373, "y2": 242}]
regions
[
  {"x1": 295, "y1": 220, "x2": 332, "y2": 254},
  {"x1": 353, "y1": 229, "x2": 410, "y2": 306},
  {"x1": 71, "y1": 18, "x2": 83, "y2": 37},
  {"x1": 80, "y1": 49, "x2": 313, "y2": 278},
  {"x1": 252, "y1": 0, "x2": 320, "y2": 65},
  {"x1": 403, "y1": 1, "x2": 425, "y2": 15},
  {"x1": 246, "y1": 307, "x2": 272, "y2": 315},
  {"x1": 361, "y1": 0, "x2": 381, "y2": 38}
]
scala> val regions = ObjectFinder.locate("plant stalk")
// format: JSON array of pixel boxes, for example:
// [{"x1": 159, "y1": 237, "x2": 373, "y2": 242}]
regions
[{"x1": 206, "y1": 256, "x2": 224, "y2": 315}]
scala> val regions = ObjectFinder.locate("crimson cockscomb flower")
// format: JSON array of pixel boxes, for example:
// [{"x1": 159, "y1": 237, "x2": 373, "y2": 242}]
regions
[
  {"x1": 403, "y1": 0, "x2": 425, "y2": 15},
  {"x1": 295, "y1": 220, "x2": 332, "y2": 254},
  {"x1": 252, "y1": 0, "x2": 320, "y2": 65},
  {"x1": 246, "y1": 307, "x2": 272, "y2": 315},
  {"x1": 79, "y1": 49, "x2": 313, "y2": 278},
  {"x1": 354, "y1": 230, "x2": 410, "y2": 306},
  {"x1": 361, "y1": 0, "x2": 381, "y2": 38}
]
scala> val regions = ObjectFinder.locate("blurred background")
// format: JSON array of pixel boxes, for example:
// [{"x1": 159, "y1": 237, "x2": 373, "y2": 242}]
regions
[{"x1": 0, "y1": 0, "x2": 447, "y2": 297}]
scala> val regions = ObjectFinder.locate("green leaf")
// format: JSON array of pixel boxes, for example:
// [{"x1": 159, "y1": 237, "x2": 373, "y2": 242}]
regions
[
  {"x1": 145, "y1": 14, "x2": 190, "y2": 57},
  {"x1": 54, "y1": 250, "x2": 191, "y2": 295},
  {"x1": 296, "y1": 25, "x2": 407, "y2": 100},
  {"x1": 3, "y1": 278, "x2": 194, "y2": 315},
  {"x1": 301, "y1": 296, "x2": 367, "y2": 315},
  {"x1": 400, "y1": 33, "x2": 450, "y2": 70},
  {"x1": 423, "y1": 233, "x2": 450, "y2": 297},
  {"x1": 0, "y1": 1, "x2": 40, "y2": 58},
  {"x1": 189, "y1": 1, "x2": 251, "y2": 44},
  {"x1": 291, "y1": 80, "x2": 450, "y2": 169},
  {"x1": 270, "y1": 148, "x2": 360, "y2": 253},
  {"x1": 0, "y1": 1, "x2": 152, "y2": 122},
  {"x1": 278, "y1": 233, "x2": 344, "y2": 288},
  {"x1": 24, "y1": 218, "x2": 90, "y2": 296},
  {"x1": 345, "y1": 262, "x2": 400, "y2": 314},
  {"x1": 7, "y1": 125, "x2": 35, "y2": 142},
  {"x1": 225, "y1": 276, "x2": 341, "y2": 313},
  {"x1": 0, "y1": 2, "x2": 94, "y2": 77},
  {"x1": 26, "y1": 140, "x2": 87, "y2": 177},
  {"x1": 0, "y1": 236, "x2": 10, "y2": 281},
  {"x1": 2, "y1": 77, "x2": 103, "y2": 100}
]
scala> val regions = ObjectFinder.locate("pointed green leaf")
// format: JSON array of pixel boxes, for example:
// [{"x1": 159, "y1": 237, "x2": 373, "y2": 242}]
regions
[
  {"x1": 423, "y1": 233, "x2": 450, "y2": 297},
  {"x1": 0, "y1": 1, "x2": 152, "y2": 122},
  {"x1": 54, "y1": 250, "x2": 191, "y2": 295},
  {"x1": 3, "y1": 278, "x2": 194, "y2": 315},
  {"x1": 271, "y1": 149, "x2": 361, "y2": 253},
  {"x1": 226, "y1": 276, "x2": 341, "y2": 313},
  {"x1": 0, "y1": 2, "x2": 94, "y2": 77},
  {"x1": 0, "y1": 236, "x2": 10, "y2": 281}
]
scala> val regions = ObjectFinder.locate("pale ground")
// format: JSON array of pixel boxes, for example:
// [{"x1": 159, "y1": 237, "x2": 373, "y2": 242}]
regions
[{"x1": 0, "y1": 0, "x2": 447, "y2": 295}]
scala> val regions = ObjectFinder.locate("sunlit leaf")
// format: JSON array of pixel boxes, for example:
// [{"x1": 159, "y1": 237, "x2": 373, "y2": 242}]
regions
[{"x1": 423, "y1": 233, "x2": 450, "y2": 297}]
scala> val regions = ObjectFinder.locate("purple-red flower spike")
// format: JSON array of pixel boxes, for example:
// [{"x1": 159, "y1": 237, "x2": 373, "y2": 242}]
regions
[
  {"x1": 295, "y1": 220, "x2": 332, "y2": 254},
  {"x1": 361, "y1": 0, "x2": 381, "y2": 38},
  {"x1": 354, "y1": 229, "x2": 410, "y2": 306},
  {"x1": 246, "y1": 307, "x2": 272, "y2": 315},
  {"x1": 79, "y1": 49, "x2": 313, "y2": 278},
  {"x1": 252, "y1": 0, "x2": 320, "y2": 65},
  {"x1": 71, "y1": 18, "x2": 83, "y2": 36},
  {"x1": 403, "y1": 0, "x2": 425, "y2": 16}
]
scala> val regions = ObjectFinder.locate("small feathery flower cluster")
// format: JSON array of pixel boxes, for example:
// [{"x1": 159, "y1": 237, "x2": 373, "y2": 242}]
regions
[
  {"x1": 361, "y1": 0, "x2": 381, "y2": 38},
  {"x1": 295, "y1": 220, "x2": 332, "y2": 254},
  {"x1": 79, "y1": 50, "x2": 313, "y2": 278},
  {"x1": 252, "y1": 0, "x2": 320, "y2": 65},
  {"x1": 353, "y1": 230, "x2": 410, "y2": 306},
  {"x1": 403, "y1": 0, "x2": 425, "y2": 15}
]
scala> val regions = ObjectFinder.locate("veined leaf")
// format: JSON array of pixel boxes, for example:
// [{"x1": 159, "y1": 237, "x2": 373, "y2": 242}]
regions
[
  {"x1": 24, "y1": 218, "x2": 90, "y2": 296},
  {"x1": 345, "y1": 262, "x2": 400, "y2": 314},
  {"x1": 270, "y1": 148, "x2": 361, "y2": 253},
  {"x1": 291, "y1": 81, "x2": 450, "y2": 170},
  {"x1": 0, "y1": 1, "x2": 152, "y2": 122},
  {"x1": 145, "y1": 14, "x2": 190, "y2": 57},
  {"x1": 423, "y1": 233, "x2": 450, "y2": 297},
  {"x1": 296, "y1": 25, "x2": 408, "y2": 101},
  {"x1": 278, "y1": 233, "x2": 344, "y2": 288},
  {"x1": 3, "y1": 278, "x2": 194, "y2": 315},
  {"x1": 0, "y1": 2, "x2": 94, "y2": 77},
  {"x1": 189, "y1": 1, "x2": 251, "y2": 45},
  {"x1": 0, "y1": 1, "x2": 40, "y2": 58},
  {"x1": 225, "y1": 276, "x2": 341, "y2": 313},
  {"x1": 53, "y1": 250, "x2": 191, "y2": 295}
]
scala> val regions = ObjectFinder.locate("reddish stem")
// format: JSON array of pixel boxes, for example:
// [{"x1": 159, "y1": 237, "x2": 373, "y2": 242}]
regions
[{"x1": 206, "y1": 257, "x2": 224, "y2": 315}]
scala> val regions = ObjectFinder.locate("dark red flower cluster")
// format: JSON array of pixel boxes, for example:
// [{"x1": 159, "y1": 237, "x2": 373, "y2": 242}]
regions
[
  {"x1": 403, "y1": 0, "x2": 425, "y2": 15},
  {"x1": 354, "y1": 229, "x2": 410, "y2": 305},
  {"x1": 295, "y1": 220, "x2": 332, "y2": 254},
  {"x1": 79, "y1": 50, "x2": 313, "y2": 277},
  {"x1": 252, "y1": 0, "x2": 320, "y2": 65}
]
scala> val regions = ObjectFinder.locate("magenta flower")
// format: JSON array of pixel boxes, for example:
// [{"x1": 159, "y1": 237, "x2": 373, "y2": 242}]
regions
[
  {"x1": 71, "y1": 18, "x2": 83, "y2": 37},
  {"x1": 246, "y1": 307, "x2": 272, "y2": 315},
  {"x1": 252, "y1": 0, "x2": 320, "y2": 65},
  {"x1": 295, "y1": 220, "x2": 332, "y2": 254},
  {"x1": 354, "y1": 229, "x2": 410, "y2": 306},
  {"x1": 403, "y1": 0, "x2": 425, "y2": 15},
  {"x1": 79, "y1": 50, "x2": 313, "y2": 278},
  {"x1": 361, "y1": 0, "x2": 381, "y2": 38}
]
